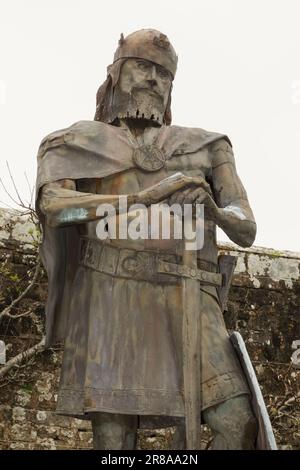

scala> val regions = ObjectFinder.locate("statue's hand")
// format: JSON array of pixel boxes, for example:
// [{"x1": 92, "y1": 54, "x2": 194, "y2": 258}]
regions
[
  {"x1": 168, "y1": 186, "x2": 220, "y2": 222},
  {"x1": 137, "y1": 173, "x2": 212, "y2": 206},
  {"x1": 180, "y1": 175, "x2": 213, "y2": 196}
]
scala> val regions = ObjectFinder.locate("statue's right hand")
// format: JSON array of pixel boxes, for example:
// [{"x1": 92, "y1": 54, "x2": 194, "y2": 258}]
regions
[{"x1": 136, "y1": 172, "x2": 211, "y2": 206}]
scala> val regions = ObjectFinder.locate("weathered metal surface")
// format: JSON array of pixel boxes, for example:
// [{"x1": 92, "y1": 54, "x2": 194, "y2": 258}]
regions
[
  {"x1": 217, "y1": 254, "x2": 237, "y2": 312},
  {"x1": 182, "y1": 227, "x2": 202, "y2": 449}
]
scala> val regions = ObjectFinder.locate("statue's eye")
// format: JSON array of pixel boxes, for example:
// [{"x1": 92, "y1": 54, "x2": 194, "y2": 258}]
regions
[
  {"x1": 136, "y1": 60, "x2": 150, "y2": 71},
  {"x1": 156, "y1": 66, "x2": 170, "y2": 80}
]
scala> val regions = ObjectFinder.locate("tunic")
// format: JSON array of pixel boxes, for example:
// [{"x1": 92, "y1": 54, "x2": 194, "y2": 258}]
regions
[{"x1": 38, "y1": 123, "x2": 252, "y2": 420}]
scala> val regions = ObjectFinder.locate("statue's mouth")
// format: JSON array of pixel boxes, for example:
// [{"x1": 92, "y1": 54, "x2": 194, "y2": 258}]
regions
[
  {"x1": 118, "y1": 111, "x2": 161, "y2": 125},
  {"x1": 132, "y1": 87, "x2": 163, "y2": 102},
  {"x1": 133, "y1": 109, "x2": 160, "y2": 121}
]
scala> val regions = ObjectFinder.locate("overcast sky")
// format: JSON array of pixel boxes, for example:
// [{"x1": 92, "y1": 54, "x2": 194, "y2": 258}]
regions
[{"x1": 0, "y1": 0, "x2": 299, "y2": 252}]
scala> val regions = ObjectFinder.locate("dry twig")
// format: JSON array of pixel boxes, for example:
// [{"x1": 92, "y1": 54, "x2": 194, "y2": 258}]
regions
[
  {"x1": 0, "y1": 336, "x2": 46, "y2": 378},
  {"x1": 0, "y1": 260, "x2": 41, "y2": 322}
]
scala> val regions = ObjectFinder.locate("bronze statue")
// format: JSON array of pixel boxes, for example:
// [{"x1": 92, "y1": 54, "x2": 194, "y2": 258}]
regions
[{"x1": 35, "y1": 29, "x2": 276, "y2": 450}]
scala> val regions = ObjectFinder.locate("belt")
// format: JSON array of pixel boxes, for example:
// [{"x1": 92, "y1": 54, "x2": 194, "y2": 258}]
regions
[{"x1": 79, "y1": 238, "x2": 224, "y2": 287}]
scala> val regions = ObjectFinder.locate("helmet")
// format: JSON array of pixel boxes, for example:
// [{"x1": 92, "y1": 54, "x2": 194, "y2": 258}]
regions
[{"x1": 113, "y1": 29, "x2": 178, "y2": 79}]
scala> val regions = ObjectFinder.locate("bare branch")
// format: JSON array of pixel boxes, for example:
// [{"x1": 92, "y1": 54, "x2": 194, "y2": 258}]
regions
[
  {"x1": 0, "y1": 166, "x2": 37, "y2": 226},
  {"x1": 18, "y1": 210, "x2": 33, "y2": 217},
  {"x1": 6, "y1": 161, "x2": 26, "y2": 207},
  {"x1": 277, "y1": 396, "x2": 296, "y2": 412},
  {"x1": 0, "y1": 177, "x2": 21, "y2": 207},
  {"x1": 0, "y1": 260, "x2": 41, "y2": 322},
  {"x1": 24, "y1": 171, "x2": 35, "y2": 208},
  {"x1": 24, "y1": 171, "x2": 33, "y2": 201},
  {"x1": 2, "y1": 308, "x2": 34, "y2": 319},
  {"x1": 0, "y1": 336, "x2": 46, "y2": 378}
]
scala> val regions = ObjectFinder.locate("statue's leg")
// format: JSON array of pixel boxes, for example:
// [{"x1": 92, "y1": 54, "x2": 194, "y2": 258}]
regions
[
  {"x1": 90, "y1": 412, "x2": 138, "y2": 450},
  {"x1": 169, "y1": 424, "x2": 186, "y2": 450},
  {"x1": 203, "y1": 395, "x2": 258, "y2": 450}
]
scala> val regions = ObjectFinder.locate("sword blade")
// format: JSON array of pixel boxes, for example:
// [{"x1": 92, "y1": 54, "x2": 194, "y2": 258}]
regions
[{"x1": 182, "y1": 242, "x2": 202, "y2": 450}]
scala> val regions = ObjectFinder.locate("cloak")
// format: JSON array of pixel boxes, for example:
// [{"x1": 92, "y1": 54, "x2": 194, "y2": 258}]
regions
[{"x1": 35, "y1": 120, "x2": 230, "y2": 346}]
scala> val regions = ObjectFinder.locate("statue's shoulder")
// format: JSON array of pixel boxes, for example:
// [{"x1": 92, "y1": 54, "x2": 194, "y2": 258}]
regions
[
  {"x1": 38, "y1": 120, "x2": 115, "y2": 158},
  {"x1": 39, "y1": 120, "x2": 112, "y2": 145},
  {"x1": 166, "y1": 125, "x2": 231, "y2": 151}
]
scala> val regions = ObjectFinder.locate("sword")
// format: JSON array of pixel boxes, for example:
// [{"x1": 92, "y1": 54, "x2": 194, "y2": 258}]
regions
[
  {"x1": 230, "y1": 331, "x2": 277, "y2": 450},
  {"x1": 182, "y1": 215, "x2": 202, "y2": 450}
]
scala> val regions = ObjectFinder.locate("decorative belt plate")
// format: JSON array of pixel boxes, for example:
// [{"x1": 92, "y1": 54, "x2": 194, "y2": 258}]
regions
[{"x1": 133, "y1": 145, "x2": 166, "y2": 172}]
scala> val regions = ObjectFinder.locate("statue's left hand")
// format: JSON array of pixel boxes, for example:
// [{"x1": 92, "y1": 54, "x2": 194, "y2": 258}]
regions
[{"x1": 168, "y1": 187, "x2": 220, "y2": 222}]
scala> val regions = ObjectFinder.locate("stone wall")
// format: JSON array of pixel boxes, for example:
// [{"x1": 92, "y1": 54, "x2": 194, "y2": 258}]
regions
[{"x1": 0, "y1": 208, "x2": 299, "y2": 450}]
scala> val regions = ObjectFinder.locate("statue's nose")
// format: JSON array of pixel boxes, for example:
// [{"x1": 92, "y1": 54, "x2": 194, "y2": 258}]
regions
[
  {"x1": 146, "y1": 66, "x2": 158, "y2": 87},
  {"x1": 147, "y1": 79, "x2": 157, "y2": 88}
]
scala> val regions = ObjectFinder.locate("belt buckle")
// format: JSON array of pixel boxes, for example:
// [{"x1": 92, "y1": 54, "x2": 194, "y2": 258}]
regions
[{"x1": 118, "y1": 250, "x2": 154, "y2": 280}]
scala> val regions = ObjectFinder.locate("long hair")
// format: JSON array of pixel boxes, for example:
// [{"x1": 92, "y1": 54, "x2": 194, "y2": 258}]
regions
[{"x1": 94, "y1": 59, "x2": 173, "y2": 125}]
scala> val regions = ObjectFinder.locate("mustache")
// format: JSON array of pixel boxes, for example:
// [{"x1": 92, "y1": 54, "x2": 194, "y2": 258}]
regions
[{"x1": 131, "y1": 86, "x2": 163, "y2": 101}]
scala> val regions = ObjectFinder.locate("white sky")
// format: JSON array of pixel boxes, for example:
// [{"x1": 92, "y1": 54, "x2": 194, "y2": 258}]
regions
[{"x1": 0, "y1": 0, "x2": 299, "y2": 252}]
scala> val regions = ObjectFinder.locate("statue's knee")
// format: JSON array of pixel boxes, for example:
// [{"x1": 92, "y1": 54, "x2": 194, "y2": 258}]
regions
[
  {"x1": 236, "y1": 403, "x2": 258, "y2": 445},
  {"x1": 228, "y1": 396, "x2": 257, "y2": 436},
  {"x1": 204, "y1": 395, "x2": 258, "y2": 449}
]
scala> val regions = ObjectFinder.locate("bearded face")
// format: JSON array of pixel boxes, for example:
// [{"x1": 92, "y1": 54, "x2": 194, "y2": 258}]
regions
[{"x1": 111, "y1": 58, "x2": 172, "y2": 125}]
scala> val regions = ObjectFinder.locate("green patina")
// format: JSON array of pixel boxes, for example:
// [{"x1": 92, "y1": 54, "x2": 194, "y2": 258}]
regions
[{"x1": 58, "y1": 208, "x2": 89, "y2": 224}]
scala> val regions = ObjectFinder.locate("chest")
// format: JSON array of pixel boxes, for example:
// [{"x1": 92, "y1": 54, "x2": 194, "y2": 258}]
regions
[{"x1": 77, "y1": 147, "x2": 213, "y2": 195}]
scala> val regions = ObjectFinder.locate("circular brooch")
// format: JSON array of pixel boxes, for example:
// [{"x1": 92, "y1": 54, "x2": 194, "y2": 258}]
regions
[{"x1": 133, "y1": 145, "x2": 166, "y2": 172}]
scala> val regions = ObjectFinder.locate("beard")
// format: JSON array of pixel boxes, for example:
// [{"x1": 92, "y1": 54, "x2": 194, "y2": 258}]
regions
[{"x1": 108, "y1": 85, "x2": 167, "y2": 125}]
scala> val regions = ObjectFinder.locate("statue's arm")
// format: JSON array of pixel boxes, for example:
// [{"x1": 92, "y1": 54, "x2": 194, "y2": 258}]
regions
[
  {"x1": 211, "y1": 139, "x2": 257, "y2": 247},
  {"x1": 38, "y1": 174, "x2": 208, "y2": 228},
  {"x1": 38, "y1": 179, "x2": 136, "y2": 228}
]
